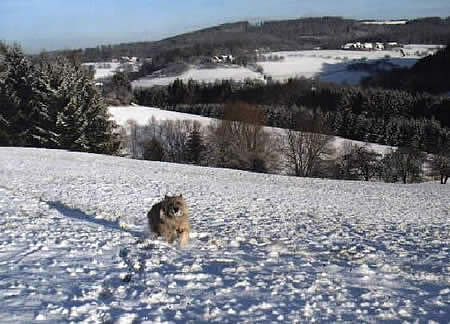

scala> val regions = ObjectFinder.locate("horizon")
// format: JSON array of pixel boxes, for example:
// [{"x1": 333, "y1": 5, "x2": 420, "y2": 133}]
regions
[{"x1": 1, "y1": 0, "x2": 450, "y2": 54}]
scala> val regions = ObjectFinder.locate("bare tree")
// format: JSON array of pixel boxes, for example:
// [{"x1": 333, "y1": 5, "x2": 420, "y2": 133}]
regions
[
  {"x1": 429, "y1": 150, "x2": 450, "y2": 184},
  {"x1": 382, "y1": 146, "x2": 426, "y2": 184},
  {"x1": 142, "y1": 137, "x2": 165, "y2": 161},
  {"x1": 333, "y1": 141, "x2": 359, "y2": 180},
  {"x1": 206, "y1": 102, "x2": 278, "y2": 172},
  {"x1": 335, "y1": 142, "x2": 381, "y2": 181},
  {"x1": 280, "y1": 111, "x2": 334, "y2": 177},
  {"x1": 161, "y1": 120, "x2": 198, "y2": 163},
  {"x1": 126, "y1": 119, "x2": 139, "y2": 159}
]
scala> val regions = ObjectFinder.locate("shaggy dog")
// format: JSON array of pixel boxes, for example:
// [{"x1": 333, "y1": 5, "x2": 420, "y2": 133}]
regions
[{"x1": 147, "y1": 195, "x2": 190, "y2": 246}]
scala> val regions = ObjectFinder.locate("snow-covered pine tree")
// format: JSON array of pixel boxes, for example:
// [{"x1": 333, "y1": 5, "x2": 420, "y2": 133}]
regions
[
  {"x1": 43, "y1": 56, "x2": 120, "y2": 154},
  {"x1": 0, "y1": 43, "x2": 57, "y2": 147}
]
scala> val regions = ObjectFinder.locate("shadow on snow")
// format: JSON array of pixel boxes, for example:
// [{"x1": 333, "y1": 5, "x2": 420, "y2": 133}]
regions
[{"x1": 46, "y1": 201, "x2": 143, "y2": 238}]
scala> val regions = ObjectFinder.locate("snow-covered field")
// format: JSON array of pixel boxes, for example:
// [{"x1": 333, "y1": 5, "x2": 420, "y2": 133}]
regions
[
  {"x1": 258, "y1": 49, "x2": 422, "y2": 84},
  {"x1": 82, "y1": 62, "x2": 121, "y2": 80},
  {"x1": 132, "y1": 65, "x2": 264, "y2": 88},
  {"x1": 1, "y1": 148, "x2": 449, "y2": 323},
  {"x1": 88, "y1": 46, "x2": 442, "y2": 87},
  {"x1": 131, "y1": 48, "x2": 438, "y2": 87},
  {"x1": 109, "y1": 105, "x2": 213, "y2": 128}
]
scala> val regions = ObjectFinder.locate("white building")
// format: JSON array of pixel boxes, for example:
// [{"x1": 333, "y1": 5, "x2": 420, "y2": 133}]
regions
[{"x1": 375, "y1": 43, "x2": 385, "y2": 50}]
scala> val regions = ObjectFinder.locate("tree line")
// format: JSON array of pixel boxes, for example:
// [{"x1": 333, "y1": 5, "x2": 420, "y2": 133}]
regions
[
  {"x1": 47, "y1": 17, "x2": 450, "y2": 63},
  {"x1": 133, "y1": 77, "x2": 450, "y2": 154},
  {"x1": 121, "y1": 102, "x2": 450, "y2": 184}
]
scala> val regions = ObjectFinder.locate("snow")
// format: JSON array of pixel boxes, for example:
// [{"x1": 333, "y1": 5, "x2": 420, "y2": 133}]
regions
[
  {"x1": 403, "y1": 44, "x2": 446, "y2": 50},
  {"x1": 129, "y1": 49, "x2": 429, "y2": 87},
  {"x1": 108, "y1": 104, "x2": 394, "y2": 155},
  {"x1": 259, "y1": 50, "x2": 421, "y2": 84},
  {"x1": 86, "y1": 46, "x2": 443, "y2": 86},
  {"x1": 361, "y1": 20, "x2": 408, "y2": 25},
  {"x1": 132, "y1": 65, "x2": 264, "y2": 88},
  {"x1": 82, "y1": 62, "x2": 121, "y2": 80},
  {"x1": 109, "y1": 105, "x2": 213, "y2": 127},
  {"x1": 1, "y1": 147, "x2": 449, "y2": 323}
]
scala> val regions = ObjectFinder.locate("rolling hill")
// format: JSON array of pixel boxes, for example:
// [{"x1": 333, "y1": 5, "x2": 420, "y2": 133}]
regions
[
  {"x1": 57, "y1": 17, "x2": 450, "y2": 63},
  {"x1": 0, "y1": 147, "x2": 449, "y2": 322}
]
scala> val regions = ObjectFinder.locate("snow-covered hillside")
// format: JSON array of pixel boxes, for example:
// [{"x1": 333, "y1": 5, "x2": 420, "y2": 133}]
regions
[
  {"x1": 131, "y1": 48, "x2": 437, "y2": 88},
  {"x1": 132, "y1": 65, "x2": 264, "y2": 88},
  {"x1": 108, "y1": 104, "x2": 393, "y2": 155},
  {"x1": 259, "y1": 50, "x2": 421, "y2": 84},
  {"x1": 1, "y1": 148, "x2": 449, "y2": 323},
  {"x1": 109, "y1": 105, "x2": 212, "y2": 127}
]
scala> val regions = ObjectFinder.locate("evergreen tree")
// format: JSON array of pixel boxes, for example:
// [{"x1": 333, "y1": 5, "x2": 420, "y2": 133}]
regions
[
  {"x1": 143, "y1": 137, "x2": 165, "y2": 161},
  {"x1": 185, "y1": 123, "x2": 205, "y2": 164},
  {"x1": 0, "y1": 43, "x2": 120, "y2": 154},
  {"x1": 105, "y1": 71, "x2": 133, "y2": 105},
  {"x1": 53, "y1": 62, "x2": 119, "y2": 154},
  {"x1": 0, "y1": 43, "x2": 57, "y2": 147}
]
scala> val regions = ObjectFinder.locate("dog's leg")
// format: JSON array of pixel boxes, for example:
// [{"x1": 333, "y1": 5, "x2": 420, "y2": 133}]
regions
[
  {"x1": 165, "y1": 230, "x2": 177, "y2": 244},
  {"x1": 179, "y1": 230, "x2": 189, "y2": 247}
]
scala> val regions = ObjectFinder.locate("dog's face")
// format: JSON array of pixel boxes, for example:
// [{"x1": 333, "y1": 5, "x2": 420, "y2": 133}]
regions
[{"x1": 164, "y1": 195, "x2": 186, "y2": 218}]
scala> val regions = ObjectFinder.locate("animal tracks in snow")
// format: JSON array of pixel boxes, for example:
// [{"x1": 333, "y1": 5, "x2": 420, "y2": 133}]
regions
[{"x1": 0, "y1": 148, "x2": 449, "y2": 323}]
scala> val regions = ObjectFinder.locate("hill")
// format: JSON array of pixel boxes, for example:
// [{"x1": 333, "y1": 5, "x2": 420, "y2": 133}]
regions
[
  {"x1": 363, "y1": 45, "x2": 450, "y2": 94},
  {"x1": 56, "y1": 17, "x2": 450, "y2": 62},
  {"x1": 1, "y1": 147, "x2": 449, "y2": 322},
  {"x1": 108, "y1": 104, "x2": 393, "y2": 155}
]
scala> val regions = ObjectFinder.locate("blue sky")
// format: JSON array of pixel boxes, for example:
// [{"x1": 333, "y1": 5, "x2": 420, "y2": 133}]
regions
[{"x1": 1, "y1": 0, "x2": 449, "y2": 53}]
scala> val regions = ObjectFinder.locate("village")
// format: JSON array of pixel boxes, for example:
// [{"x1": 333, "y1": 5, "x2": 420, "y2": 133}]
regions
[{"x1": 341, "y1": 41, "x2": 400, "y2": 51}]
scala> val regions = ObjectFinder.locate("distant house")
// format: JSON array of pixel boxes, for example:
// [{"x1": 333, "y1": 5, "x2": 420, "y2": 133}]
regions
[
  {"x1": 342, "y1": 42, "x2": 371, "y2": 50},
  {"x1": 119, "y1": 56, "x2": 139, "y2": 64},
  {"x1": 211, "y1": 55, "x2": 234, "y2": 63},
  {"x1": 342, "y1": 43, "x2": 355, "y2": 50},
  {"x1": 120, "y1": 56, "x2": 130, "y2": 63},
  {"x1": 375, "y1": 43, "x2": 385, "y2": 50},
  {"x1": 386, "y1": 42, "x2": 400, "y2": 49},
  {"x1": 361, "y1": 20, "x2": 408, "y2": 25},
  {"x1": 342, "y1": 42, "x2": 390, "y2": 51}
]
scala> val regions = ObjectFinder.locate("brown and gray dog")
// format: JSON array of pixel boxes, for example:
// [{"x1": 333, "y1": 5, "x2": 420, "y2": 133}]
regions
[{"x1": 147, "y1": 195, "x2": 190, "y2": 246}]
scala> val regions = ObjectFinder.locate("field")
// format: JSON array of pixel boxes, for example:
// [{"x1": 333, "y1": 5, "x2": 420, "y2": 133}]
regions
[
  {"x1": 129, "y1": 46, "x2": 443, "y2": 88},
  {"x1": 258, "y1": 49, "x2": 423, "y2": 84},
  {"x1": 0, "y1": 147, "x2": 449, "y2": 323},
  {"x1": 131, "y1": 65, "x2": 264, "y2": 88},
  {"x1": 109, "y1": 105, "x2": 213, "y2": 127},
  {"x1": 82, "y1": 62, "x2": 122, "y2": 80}
]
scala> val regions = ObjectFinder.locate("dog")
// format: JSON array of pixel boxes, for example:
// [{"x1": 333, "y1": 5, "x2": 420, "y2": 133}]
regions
[{"x1": 147, "y1": 195, "x2": 190, "y2": 246}]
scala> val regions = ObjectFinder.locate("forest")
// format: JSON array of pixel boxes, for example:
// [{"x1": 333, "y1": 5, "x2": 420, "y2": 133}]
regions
[{"x1": 134, "y1": 76, "x2": 450, "y2": 154}]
